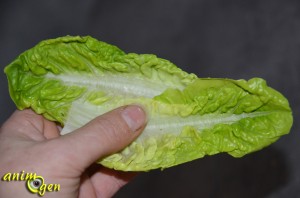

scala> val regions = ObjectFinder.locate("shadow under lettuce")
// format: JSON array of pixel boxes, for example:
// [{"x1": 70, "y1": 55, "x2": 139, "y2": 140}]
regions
[{"x1": 114, "y1": 146, "x2": 289, "y2": 198}]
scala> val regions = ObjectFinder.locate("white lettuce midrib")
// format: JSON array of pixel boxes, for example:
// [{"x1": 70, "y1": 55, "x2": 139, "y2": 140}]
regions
[
  {"x1": 46, "y1": 73, "x2": 181, "y2": 98},
  {"x1": 61, "y1": 100, "x2": 270, "y2": 140},
  {"x1": 137, "y1": 111, "x2": 270, "y2": 140},
  {"x1": 144, "y1": 111, "x2": 269, "y2": 135}
]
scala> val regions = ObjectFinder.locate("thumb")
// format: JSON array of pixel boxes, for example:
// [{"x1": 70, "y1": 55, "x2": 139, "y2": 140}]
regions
[{"x1": 56, "y1": 105, "x2": 147, "y2": 170}]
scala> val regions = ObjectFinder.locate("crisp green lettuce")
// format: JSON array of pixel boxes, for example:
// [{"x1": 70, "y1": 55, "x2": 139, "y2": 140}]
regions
[{"x1": 4, "y1": 36, "x2": 293, "y2": 171}]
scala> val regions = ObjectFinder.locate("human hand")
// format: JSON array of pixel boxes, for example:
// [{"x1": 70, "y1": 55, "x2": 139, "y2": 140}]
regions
[{"x1": 0, "y1": 105, "x2": 146, "y2": 198}]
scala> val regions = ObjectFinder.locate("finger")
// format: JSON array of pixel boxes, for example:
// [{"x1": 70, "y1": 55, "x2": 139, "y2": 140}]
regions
[
  {"x1": 89, "y1": 167, "x2": 137, "y2": 198},
  {"x1": 43, "y1": 119, "x2": 61, "y2": 139},
  {"x1": 78, "y1": 173, "x2": 97, "y2": 198},
  {"x1": 1, "y1": 109, "x2": 60, "y2": 140},
  {"x1": 56, "y1": 105, "x2": 147, "y2": 170},
  {"x1": 1, "y1": 109, "x2": 43, "y2": 133},
  {"x1": 1, "y1": 109, "x2": 47, "y2": 141}
]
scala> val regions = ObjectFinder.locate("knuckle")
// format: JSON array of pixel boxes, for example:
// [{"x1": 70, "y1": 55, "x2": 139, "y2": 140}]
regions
[{"x1": 88, "y1": 115, "x2": 131, "y2": 149}]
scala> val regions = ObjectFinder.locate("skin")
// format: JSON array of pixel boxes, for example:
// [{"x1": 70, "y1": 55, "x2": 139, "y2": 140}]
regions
[{"x1": 0, "y1": 105, "x2": 147, "y2": 198}]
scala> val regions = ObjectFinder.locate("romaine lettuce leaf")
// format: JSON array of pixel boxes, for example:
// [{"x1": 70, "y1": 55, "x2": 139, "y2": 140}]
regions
[{"x1": 4, "y1": 36, "x2": 293, "y2": 171}]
